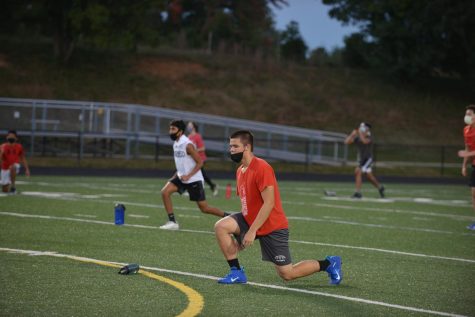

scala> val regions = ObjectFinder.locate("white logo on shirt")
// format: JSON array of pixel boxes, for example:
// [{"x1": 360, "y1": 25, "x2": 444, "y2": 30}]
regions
[{"x1": 239, "y1": 184, "x2": 248, "y2": 216}]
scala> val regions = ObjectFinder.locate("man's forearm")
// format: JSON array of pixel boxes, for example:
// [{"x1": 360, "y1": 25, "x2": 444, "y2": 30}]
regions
[
  {"x1": 461, "y1": 150, "x2": 475, "y2": 158},
  {"x1": 21, "y1": 157, "x2": 29, "y2": 169},
  {"x1": 463, "y1": 157, "x2": 468, "y2": 167},
  {"x1": 186, "y1": 163, "x2": 203, "y2": 178}
]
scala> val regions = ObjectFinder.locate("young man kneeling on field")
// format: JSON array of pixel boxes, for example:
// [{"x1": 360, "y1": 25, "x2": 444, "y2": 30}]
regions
[
  {"x1": 214, "y1": 130, "x2": 342, "y2": 284},
  {"x1": 1, "y1": 130, "x2": 30, "y2": 193}
]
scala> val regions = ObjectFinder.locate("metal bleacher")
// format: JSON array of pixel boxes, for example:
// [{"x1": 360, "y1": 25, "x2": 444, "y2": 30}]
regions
[{"x1": 0, "y1": 97, "x2": 348, "y2": 165}]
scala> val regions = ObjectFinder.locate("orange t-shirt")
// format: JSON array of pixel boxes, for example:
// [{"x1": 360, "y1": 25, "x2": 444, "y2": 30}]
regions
[
  {"x1": 188, "y1": 133, "x2": 207, "y2": 161},
  {"x1": 1, "y1": 143, "x2": 24, "y2": 170},
  {"x1": 464, "y1": 125, "x2": 475, "y2": 165},
  {"x1": 236, "y1": 156, "x2": 288, "y2": 236}
]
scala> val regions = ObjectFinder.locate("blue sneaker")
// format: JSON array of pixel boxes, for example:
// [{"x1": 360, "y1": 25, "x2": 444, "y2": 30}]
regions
[
  {"x1": 325, "y1": 256, "x2": 342, "y2": 285},
  {"x1": 467, "y1": 223, "x2": 475, "y2": 231},
  {"x1": 218, "y1": 267, "x2": 247, "y2": 284}
]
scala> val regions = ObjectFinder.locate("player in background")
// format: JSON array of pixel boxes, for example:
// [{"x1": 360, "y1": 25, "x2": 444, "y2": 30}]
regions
[
  {"x1": 457, "y1": 105, "x2": 475, "y2": 230},
  {"x1": 0, "y1": 130, "x2": 30, "y2": 193},
  {"x1": 186, "y1": 121, "x2": 219, "y2": 196},
  {"x1": 159, "y1": 120, "x2": 228, "y2": 230},
  {"x1": 344, "y1": 122, "x2": 385, "y2": 199},
  {"x1": 214, "y1": 130, "x2": 342, "y2": 285}
]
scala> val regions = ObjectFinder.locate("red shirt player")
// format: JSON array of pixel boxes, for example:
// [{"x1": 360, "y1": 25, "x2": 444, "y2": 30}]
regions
[
  {"x1": 0, "y1": 130, "x2": 30, "y2": 193},
  {"x1": 458, "y1": 105, "x2": 475, "y2": 230},
  {"x1": 187, "y1": 121, "x2": 218, "y2": 196},
  {"x1": 214, "y1": 130, "x2": 342, "y2": 285}
]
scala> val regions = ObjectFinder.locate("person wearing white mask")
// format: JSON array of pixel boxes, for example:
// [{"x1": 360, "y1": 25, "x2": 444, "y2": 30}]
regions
[
  {"x1": 344, "y1": 122, "x2": 385, "y2": 199},
  {"x1": 457, "y1": 105, "x2": 475, "y2": 230}
]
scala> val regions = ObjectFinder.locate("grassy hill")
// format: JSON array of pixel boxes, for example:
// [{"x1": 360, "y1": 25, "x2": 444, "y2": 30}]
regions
[{"x1": 0, "y1": 39, "x2": 472, "y2": 145}]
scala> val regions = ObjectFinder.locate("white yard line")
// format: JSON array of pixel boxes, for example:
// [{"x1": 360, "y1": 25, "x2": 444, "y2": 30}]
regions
[
  {"x1": 286, "y1": 216, "x2": 467, "y2": 236},
  {"x1": 74, "y1": 214, "x2": 97, "y2": 218},
  {"x1": 282, "y1": 201, "x2": 475, "y2": 221},
  {"x1": 128, "y1": 214, "x2": 150, "y2": 219},
  {"x1": 1, "y1": 211, "x2": 474, "y2": 264},
  {"x1": 320, "y1": 195, "x2": 470, "y2": 208},
  {"x1": 0, "y1": 247, "x2": 469, "y2": 317}
]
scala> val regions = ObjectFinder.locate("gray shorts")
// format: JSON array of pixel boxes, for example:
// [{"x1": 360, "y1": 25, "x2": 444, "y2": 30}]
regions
[
  {"x1": 230, "y1": 213, "x2": 292, "y2": 266},
  {"x1": 470, "y1": 165, "x2": 475, "y2": 187}
]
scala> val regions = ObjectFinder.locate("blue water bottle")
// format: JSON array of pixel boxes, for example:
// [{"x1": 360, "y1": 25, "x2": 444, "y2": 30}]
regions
[{"x1": 114, "y1": 204, "x2": 125, "y2": 225}]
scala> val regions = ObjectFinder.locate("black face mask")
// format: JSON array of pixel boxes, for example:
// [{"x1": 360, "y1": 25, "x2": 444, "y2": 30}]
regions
[
  {"x1": 7, "y1": 138, "x2": 15, "y2": 144},
  {"x1": 230, "y1": 151, "x2": 244, "y2": 163},
  {"x1": 169, "y1": 132, "x2": 179, "y2": 141}
]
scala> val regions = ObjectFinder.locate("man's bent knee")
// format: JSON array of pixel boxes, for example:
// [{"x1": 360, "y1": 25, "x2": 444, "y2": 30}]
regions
[
  {"x1": 214, "y1": 220, "x2": 224, "y2": 232},
  {"x1": 214, "y1": 220, "x2": 231, "y2": 236},
  {"x1": 214, "y1": 217, "x2": 237, "y2": 234},
  {"x1": 161, "y1": 184, "x2": 175, "y2": 197}
]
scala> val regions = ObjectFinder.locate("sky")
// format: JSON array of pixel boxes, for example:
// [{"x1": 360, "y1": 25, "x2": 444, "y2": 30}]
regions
[{"x1": 271, "y1": 0, "x2": 360, "y2": 52}]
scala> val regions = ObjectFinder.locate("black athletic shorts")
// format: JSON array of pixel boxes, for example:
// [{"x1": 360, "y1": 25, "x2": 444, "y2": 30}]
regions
[
  {"x1": 230, "y1": 213, "x2": 292, "y2": 266},
  {"x1": 470, "y1": 165, "x2": 475, "y2": 187},
  {"x1": 359, "y1": 157, "x2": 373, "y2": 173},
  {"x1": 170, "y1": 176, "x2": 206, "y2": 201}
]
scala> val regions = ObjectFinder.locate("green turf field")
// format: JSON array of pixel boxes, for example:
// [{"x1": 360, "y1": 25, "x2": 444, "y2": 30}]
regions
[{"x1": 1, "y1": 176, "x2": 474, "y2": 317}]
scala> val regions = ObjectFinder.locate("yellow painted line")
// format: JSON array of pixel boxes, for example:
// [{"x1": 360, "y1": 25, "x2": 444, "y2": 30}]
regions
[
  {"x1": 139, "y1": 269, "x2": 204, "y2": 317},
  {"x1": 67, "y1": 256, "x2": 204, "y2": 317},
  {"x1": 0, "y1": 249, "x2": 204, "y2": 317}
]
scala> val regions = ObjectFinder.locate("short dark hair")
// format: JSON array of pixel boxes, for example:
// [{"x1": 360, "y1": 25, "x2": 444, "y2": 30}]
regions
[
  {"x1": 189, "y1": 121, "x2": 199, "y2": 132},
  {"x1": 170, "y1": 120, "x2": 186, "y2": 132},
  {"x1": 7, "y1": 130, "x2": 17, "y2": 137},
  {"x1": 466, "y1": 105, "x2": 475, "y2": 112},
  {"x1": 230, "y1": 130, "x2": 254, "y2": 151}
]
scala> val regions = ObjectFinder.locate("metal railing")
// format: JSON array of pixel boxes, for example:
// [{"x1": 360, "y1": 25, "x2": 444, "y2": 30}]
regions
[{"x1": 0, "y1": 97, "x2": 348, "y2": 165}]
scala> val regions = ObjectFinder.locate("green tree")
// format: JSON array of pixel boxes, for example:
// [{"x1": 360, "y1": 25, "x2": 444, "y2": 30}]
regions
[
  {"x1": 308, "y1": 47, "x2": 343, "y2": 67},
  {"x1": 323, "y1": 0, "x2": 475, "y2": 79},
  {"x1": 1, "y1": 0, "x2": 167, "y2": 63},
  {"x1": 341, "y1": 33, "x2": 371, "y2": 68},
  {"x1": 279, "y1": 21, "x2": 308, "y2": 63},
  {"x1": 165, "y1": 0, "x2": 285, "y2": 54}
]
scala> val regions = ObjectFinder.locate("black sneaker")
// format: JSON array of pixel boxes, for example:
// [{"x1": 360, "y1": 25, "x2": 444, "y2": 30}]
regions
[
  {"x1": 351, "y1": 192, "x2": 362, "y2": 199},
  {"x1": 378, "y1": 186, "x2": 385, "y2": 198},
  {"x1": 9, "y1": 187, "x2": 16, "y2": 195}
]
